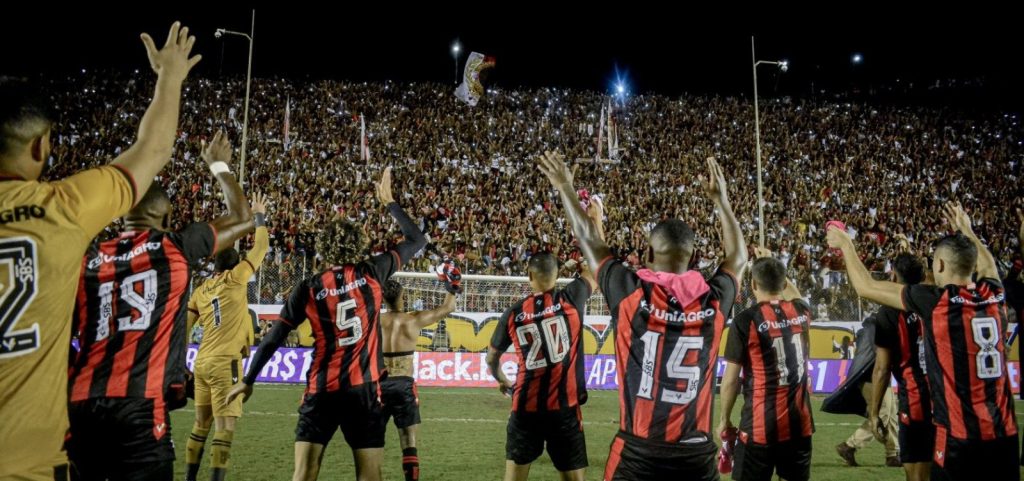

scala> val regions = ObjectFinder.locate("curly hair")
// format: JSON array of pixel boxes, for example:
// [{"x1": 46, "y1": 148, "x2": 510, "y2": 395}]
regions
[{"x1": 317, "y1": 219, "x2": 368, "y2": 266}]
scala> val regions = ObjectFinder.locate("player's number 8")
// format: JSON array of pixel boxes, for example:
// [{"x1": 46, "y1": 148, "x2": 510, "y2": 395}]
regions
[{"x1": 972, "y1": 317, "x2": 1002, "y2": 380}]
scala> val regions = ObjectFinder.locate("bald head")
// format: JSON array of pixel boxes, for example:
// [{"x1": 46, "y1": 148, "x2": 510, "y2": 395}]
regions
[
  {"x1": 649, "y1": 219, "x2": 695, "y2": 270},
  {"x1": 527, "y1": 252, "x2": 559, "y2": 291},
  {"x1": 528, "y1": 253, "x2": 558, "y2": 279},
  {"x1": 125, "y1": 184, "x2": 171, "y2": 230}
]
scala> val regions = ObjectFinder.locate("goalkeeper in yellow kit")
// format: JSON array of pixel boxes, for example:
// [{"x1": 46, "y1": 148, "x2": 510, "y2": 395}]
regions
[{"x1": 185, "y1": 193, "x2": 270, "y2": 481}]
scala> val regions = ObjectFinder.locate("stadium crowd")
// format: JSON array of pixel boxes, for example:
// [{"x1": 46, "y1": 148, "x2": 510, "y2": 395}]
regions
[{"x1": 43, "y1": 72, "x2": 1024, "y2": 288}]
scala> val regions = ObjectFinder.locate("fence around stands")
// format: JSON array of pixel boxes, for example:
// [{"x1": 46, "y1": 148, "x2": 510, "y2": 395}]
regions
[{"x1": 238, "y1": 254, "x2": 881, "y2": 326}]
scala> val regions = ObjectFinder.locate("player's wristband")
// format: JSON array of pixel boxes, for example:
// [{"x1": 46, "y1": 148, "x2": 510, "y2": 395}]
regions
[
  {"x1": 209, "y1": 161, "x2": 231, "y2": 175},
  {"x1": 254, "y1": 213, "x2": 266, "y2": 227}
]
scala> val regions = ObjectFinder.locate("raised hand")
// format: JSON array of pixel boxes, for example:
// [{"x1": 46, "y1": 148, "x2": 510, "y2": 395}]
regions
[
  {"x1": 140, "y1": 21, "x2": 202, "y2": 84},
  {"x1": 201, "y1": 130, "x2": 231, "y2": 166},
  {"x1": 251, "y1": 192, "x2": 269, "y2": 215},
  {"x1": 376, "y1": 166, "x2": 394, "y2": 204},
  {"x1": 536, "y1": 151, "x2": 574, "y2": 188}
]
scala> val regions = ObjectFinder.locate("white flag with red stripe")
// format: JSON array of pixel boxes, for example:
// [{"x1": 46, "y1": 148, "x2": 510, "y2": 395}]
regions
[{"x1": 360, "y1": 114, "x2": 370, "y2": 161}]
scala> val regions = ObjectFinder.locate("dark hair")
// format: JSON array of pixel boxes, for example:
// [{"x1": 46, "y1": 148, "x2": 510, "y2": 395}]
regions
[
  {"x1": 751, "y1": 257, "x2": 787, "y2": 294},
  {"x1": 893, "y1": 253, "x2": 925, "y2": 285},
  {"x1": 383, "y1": 279, "x2": 403, "y2": 309},
  {"x1": 129, "y1": 183, "x2": 171, "y2": 217},
  {"x1": 527, "y1": 252, "x2": 558, "y2": 278},
  {"x1": 0, "y1": 77, "x2": 53, "y2": 158},
  {"x1": 317, "y1": 219, "x2": 368, "y2": 266},
  {"x1": 935, "y1": 233, "x2": 977, "y2": 277},
  {"x1": 650, "y1": 219, "x2": 695, "y2": 251},
  {"x1": 215, "y1": 248, "x2": 240, "y2": 272}
]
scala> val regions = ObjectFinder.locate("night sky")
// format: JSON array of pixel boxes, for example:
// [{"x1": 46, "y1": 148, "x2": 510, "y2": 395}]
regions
[{"x1": 2, "y1": 5, "x2": 1020, "y2": 106}]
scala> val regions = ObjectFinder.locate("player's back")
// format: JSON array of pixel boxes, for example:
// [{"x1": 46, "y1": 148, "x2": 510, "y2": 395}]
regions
[
  {"x1": 0, "y1": 166, "x2": 135, "y2": 477},
  {"x1": 193, "y1": 271, "x2": 254, "y2": 359},
  {"x1": 280, "y1": 263, "x2": 387, "y2": 393},
  {"x1": 381, "y1": 310, "x2": 419, "y2": 354},
  {"x1": 908, "y1": 279, "x2": 1017, "y2": 441},
  {"x1": 728, "y1": 300, "x2": 814, "y2": 444},
  {"x1": 598, "y1": 258, "x2": 738, "y2": 443},
  {"x1": 494, "y1": 279, "x2": 590, "y2": 413},
  {"x1": 872, "y1": 305, "x2": 931, "y2": 423},
  {"x1": 69, "y1": 228, "x2": 206, "y2": 403}
]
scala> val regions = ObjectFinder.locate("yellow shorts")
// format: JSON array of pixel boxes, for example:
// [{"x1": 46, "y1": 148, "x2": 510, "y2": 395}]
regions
[{"x1": 194, "y1": 356, "x2": 244, "y2": 418}]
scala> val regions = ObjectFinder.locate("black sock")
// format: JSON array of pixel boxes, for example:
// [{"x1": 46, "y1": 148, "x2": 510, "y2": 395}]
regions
[{"x1": 402, "y1": 447, "x2": 419, "y2": 481}]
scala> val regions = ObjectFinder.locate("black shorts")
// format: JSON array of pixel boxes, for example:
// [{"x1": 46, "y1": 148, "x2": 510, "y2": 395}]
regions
[
  {"x1": 506, "y1": 407, "x2": 588, "y2": 472},
  {"x1": 899, "y1": 420, "x2": 936, "y2": 464},
  {"x1": 295, "y1": 383, "x2": 386, "y2": 450},
  {"x1": 931, "y1": 430, "x2": 1020, "y2": 481},
  {"x1": 603, "y1": 431, "x2": 717, "y2": 481},
  {"x1": 732, "y1": 435, "x2": 812, "y2": 481},
  {"x1": 381, "y1": 376, "x2": 421, "y2": 429},
  {"x1": 67, "y1": 398, "x2": 174, "y2": 480}
]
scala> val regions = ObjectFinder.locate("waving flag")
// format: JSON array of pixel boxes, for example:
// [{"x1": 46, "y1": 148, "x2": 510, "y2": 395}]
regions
[
  {"x1": 360, "y1": 114, "x2": 370, "y2": 161},
  {"x1": 454, "y1": 52, "x2": 496, "y2": 107}
]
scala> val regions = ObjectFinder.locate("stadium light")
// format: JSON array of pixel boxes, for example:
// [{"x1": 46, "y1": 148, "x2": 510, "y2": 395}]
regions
[
  {"x1": 452, "y1": 41, "x2": 461, "y2": 84},
  {"x1": 616, "y1": 83, "x2": 625, "y2": 95},
  {"x1": 852, "y1": 53, "x2": 863, "y2": 64},
  {"x1": 215, "y1": 10, "x2": 255, "y2": 189},
  {"x1": 751, "y1": 36, "x2": 789, "y2": 248}
]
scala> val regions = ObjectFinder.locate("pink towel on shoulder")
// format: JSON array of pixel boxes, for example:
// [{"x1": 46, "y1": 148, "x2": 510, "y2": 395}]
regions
[{"x1": 635, "y1": 269, "x2": 710, "y2": 306}]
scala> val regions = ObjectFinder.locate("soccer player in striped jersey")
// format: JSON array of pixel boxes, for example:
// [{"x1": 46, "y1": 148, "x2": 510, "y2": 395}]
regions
[
  {"x1": 537, "y1": 152, "x2": 747, "y2": 481},
  {"x1": 68, "y1": 130, "x2": 255, "y2": 481},
  {"x1": 486, "y1": 252, "x2": 597, "y2": 481},
  {"x1": 866, "y1": 253, "x2": 933, "y2": 481},
  {"x1": 719, "y1": 246, "x2": 814, "y2": 481},
  {"x1": 229, "y1": 167, "x2": 426, "y2": 481},
  {"x1": 827, "y1": 202, "x2": 1019, "y2": 480},
  {"x1": 0, "y1": 22, "x2": 199, "y2": 480}
]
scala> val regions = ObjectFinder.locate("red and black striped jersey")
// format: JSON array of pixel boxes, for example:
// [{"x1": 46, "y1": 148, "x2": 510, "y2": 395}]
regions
[
  {"x1": 902, "y1": 278, "x2": 1018, "y2": 441},
  {"x1": 870, "y1": 305, "x2": 931, "y2": 424},
  {"x1": 490, "y1": 278, "x2": 592, "y2": 412},
  {"x1": 598, "y1": 257, "x2": 738, "y2": 443},
  {"x1": 280, "y1": 251, "x2": 399, "y2": 393},
  {"x1": 724, "y1": 299, "x2": 815, "y2": 444},
  {"x1": 69, "y1": 225, "x2": 215, "y2": 404}
]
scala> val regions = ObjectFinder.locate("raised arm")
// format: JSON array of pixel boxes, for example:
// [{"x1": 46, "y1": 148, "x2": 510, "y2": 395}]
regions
[
  {"x1": 225, "y1": 194, "x2": 270, "y2": 286},
  {"x1": 410, "y1": 293, "x2": 457, "y2": 329},
  {"x1": 702, "y1": 157, "x2": 747, "y2": 276},
  {"x1": 827, "y1": 227, "x2": 904, "y2": 309},
  {"x1": 536, "y1": 151, "x2": 610, "y2": 267},
  {"x1": 945, "y1": 201, "x2": 998, "y2": 280},
  {"x1": 111, "y1": 22, "x2": 201, "y2": 196},
  {"x1": 204, "y1": 131, "x2": 254, "y2": 251},
  {"x1": 1017, "y1": 208, "x2": 1024, "y2": 260},
  {"x1": 377, "y1": 167, "x2": 427, "y2": 267}
]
